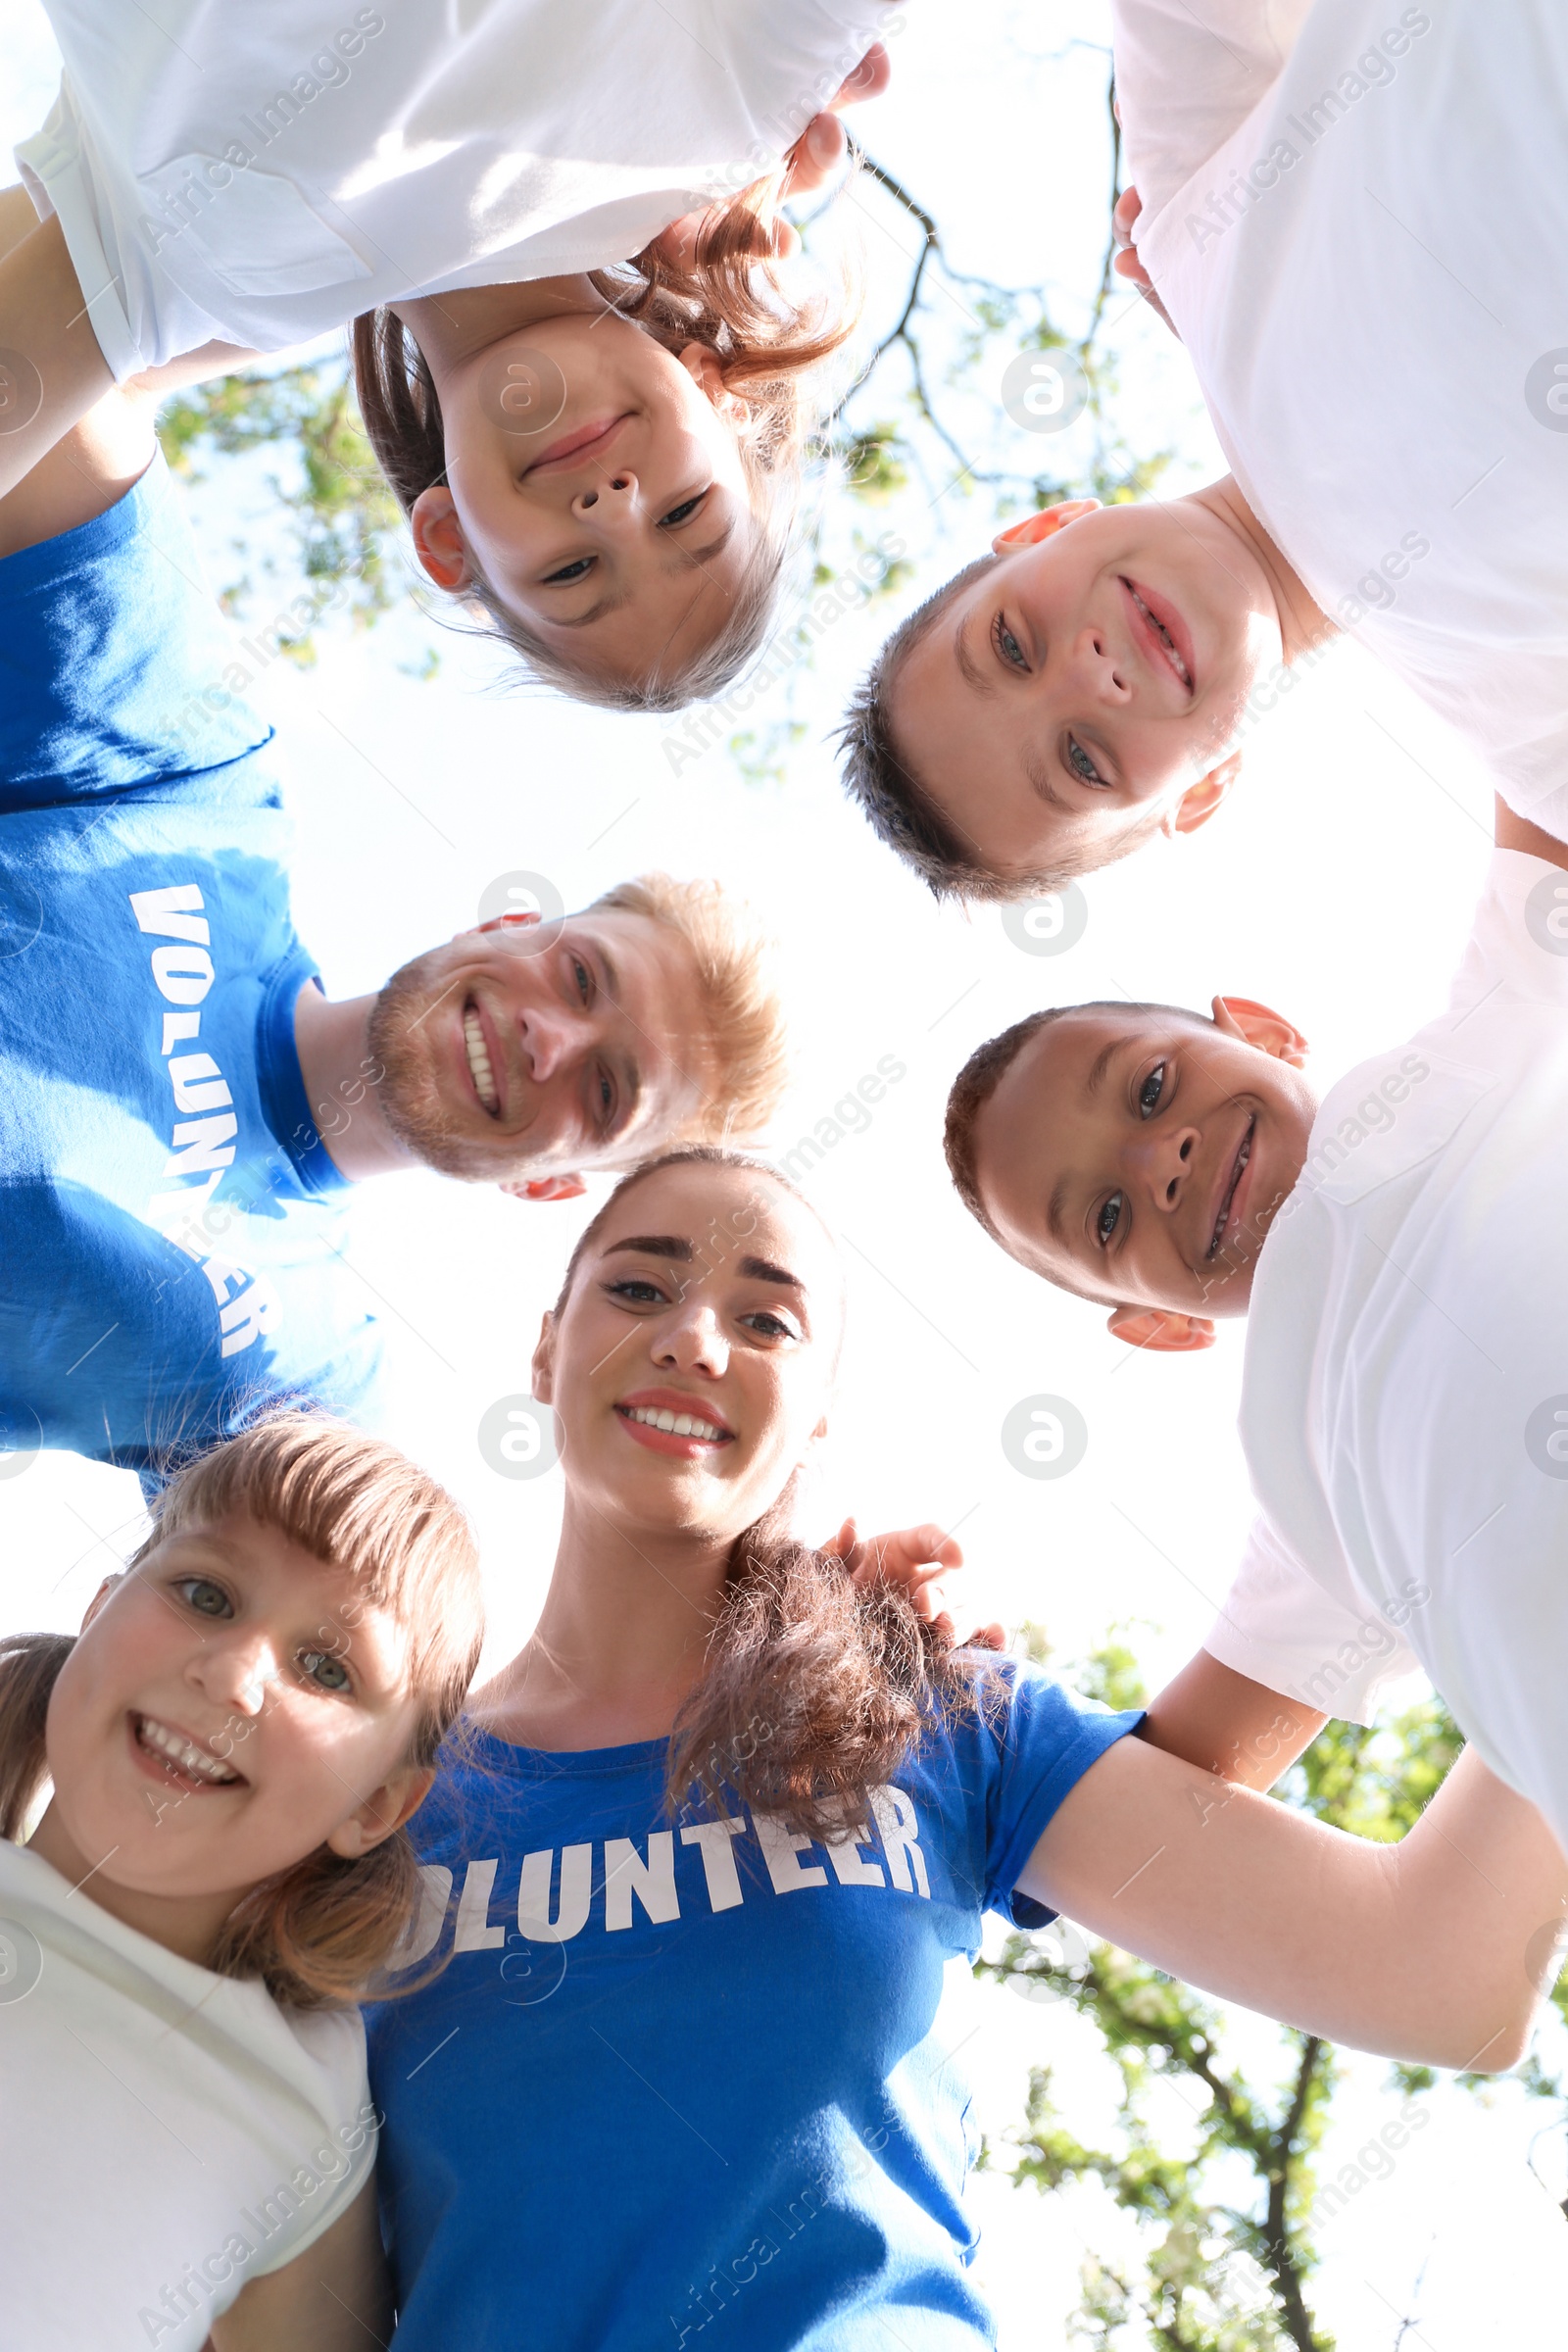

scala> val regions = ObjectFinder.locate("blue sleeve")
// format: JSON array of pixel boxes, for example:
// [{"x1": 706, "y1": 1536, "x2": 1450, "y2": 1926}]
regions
[
  {"x1": 979, "y1": 1661, "x2": 1144, "y2": 1928},
  {"x1": 0, "y1": 451, "x2": 274, "y2": 811}
]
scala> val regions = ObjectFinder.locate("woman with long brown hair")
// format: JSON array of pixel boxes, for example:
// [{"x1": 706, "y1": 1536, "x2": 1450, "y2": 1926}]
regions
[{"x1": 368, "y1": 1148, "x2": 1565, "y2": 2350}]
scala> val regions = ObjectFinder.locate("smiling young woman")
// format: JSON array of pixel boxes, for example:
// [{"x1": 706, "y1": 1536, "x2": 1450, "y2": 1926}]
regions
[{"x1": 365, "y1": 1148, "x2": 1567, "y2": 2352}]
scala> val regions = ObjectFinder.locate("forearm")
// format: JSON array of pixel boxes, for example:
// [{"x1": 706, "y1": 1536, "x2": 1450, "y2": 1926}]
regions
[
  {"x1": 1138, "y1": 1649, "x2": 1325, "y2": 1789},
  {"x1": 1026, "y1": 1739, "x2": 1565, "y2": 2070},
  {"x1": 0, "y1": 210, "x2": 115, "y2": 502}
]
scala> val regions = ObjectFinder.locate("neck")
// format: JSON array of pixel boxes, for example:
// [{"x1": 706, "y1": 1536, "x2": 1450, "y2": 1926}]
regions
[
  {"x1": 292, "y1": 980, "x2": 417, "y2": 1182},
  {"x1": 472, "y1": 1494, "x2": 738, "y2": 1751},
  {"x1": 1191, "y1": 475, "x2": 1338, "y2": 666},
  {"x1": 27, "y1": 1801, "x2": 243, "y2": 1970},
  {"x1": 392, "y1": 275, "x2": 604, "y2": 386}
]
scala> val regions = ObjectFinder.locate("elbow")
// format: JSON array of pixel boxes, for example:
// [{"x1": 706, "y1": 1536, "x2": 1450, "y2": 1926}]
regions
[{"x1": 1430, "y1": 2006, "x2": 1537, "y2": 2077}]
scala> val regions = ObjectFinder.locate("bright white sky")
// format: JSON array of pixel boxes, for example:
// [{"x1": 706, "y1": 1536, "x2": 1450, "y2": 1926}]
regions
[{"x1": 3, "y1": 2, "x2": 1564, "y2": 2341}]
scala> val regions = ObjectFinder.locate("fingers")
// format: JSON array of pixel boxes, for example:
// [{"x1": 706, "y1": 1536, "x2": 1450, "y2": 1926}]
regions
[
  {"x1": 1112, "y1": 184, "x2": 1144, "y2": 247},
  {"x1": 831, "y1": 39, "x2": 891, "y2": 109},
  {"x1": 898, "y1": 1522, "x2": 965, "y2": 1571},
  {"x1": 780, "y1": 38, "x2": 890, "y2": 204},
  {"x1": 780, "y1": 109, "x2": 848, "y2": 203}
]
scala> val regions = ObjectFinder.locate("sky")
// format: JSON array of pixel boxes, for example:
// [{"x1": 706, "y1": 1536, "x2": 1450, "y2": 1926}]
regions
[{"x1": 3, "y1": 2, "x2": 1565, "y2": 2342}]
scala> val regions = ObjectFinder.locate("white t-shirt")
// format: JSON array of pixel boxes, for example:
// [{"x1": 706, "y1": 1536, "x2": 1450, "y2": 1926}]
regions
[
  {"x1": 1113, "y1": 0, "x2": 1568, "y2": 837},
  {"x1": 17, "y1": 0, "x2": 889, "y2": 375},
  {"x1": 0, "y1": 1839, "x2": 376, "y2": 2351},
  {"x1": 1205, "y1": 851, "x2": 1568, "y2": 1849}
]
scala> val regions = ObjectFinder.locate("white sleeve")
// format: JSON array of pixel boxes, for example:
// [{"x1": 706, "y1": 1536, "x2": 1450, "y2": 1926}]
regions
[
  {"x1": 1203, "y1": 1515, "x2": 1422, "y2": 1725},
  {"x1": 1112, "y1": 0, "x2": 1316, "y2": 225},
  {"x1": 249, "y1": 2005, "x2": 379, "y2": 2278}
]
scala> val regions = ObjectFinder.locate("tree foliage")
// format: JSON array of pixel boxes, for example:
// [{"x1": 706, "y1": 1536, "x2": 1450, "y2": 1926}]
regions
[{"x1": 979, "y1": 1632, "x2": 1566, "y2": 2351}]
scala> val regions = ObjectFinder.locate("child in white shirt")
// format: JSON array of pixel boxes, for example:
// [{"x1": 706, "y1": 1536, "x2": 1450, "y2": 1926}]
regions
[
  {"x1": 2, "y1": 0, "x2": 896, "y2": 711},
  {"x1": 841, "y1": 0, "x2": 1568, "y2": 900},
  {"x1": 942, "y1": 806, "x2": 1568, "y2": 1856},
  {"x1": 0, "y1": 1413, "x2": 485, "y2": 2351}
]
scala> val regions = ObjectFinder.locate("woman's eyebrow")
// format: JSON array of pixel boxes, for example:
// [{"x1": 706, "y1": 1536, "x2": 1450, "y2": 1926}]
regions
[
  {"x1": 736, "y1": 1255, "x2": 801, "y2": 1289},
  {"x1": 603, "y1": 1235, "x2": 693, "y2": 1261}
]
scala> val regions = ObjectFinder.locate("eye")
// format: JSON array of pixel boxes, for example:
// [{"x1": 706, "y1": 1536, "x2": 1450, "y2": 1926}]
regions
[
  {"x1": 541, "y1": 556, "x2": 594, "y2": 585},
  {"x1": 572, "y1": 956, "x2": 593, "y2": 1004},
  {"x1": 176, "y1": 1577, "x2": 232, "y2": 1619},
  {"x1": 595, "y1": 1068, "x2": 614, "y2": 1124},
  {"x1": 660, "y1": 491, "x2": 708, "y2": 529},
  {"x1": 1096, "y1": 1193, "x2": 1124, "y2": 1249},
  {"x1": 298, "y1": 1649, "x2": 351, "y2": 1693},
  {"x1": 1138, "y1": 1062, "x2": 1167, "y2": 1117},
  {"x1": 991, "y1": 613, "x2": 1027, "y2": 671},
  {"x1": 604, "y1": 1276, "x2": 669, "y2": 1306},
  {"x1": 740, "y1": 1308, "x2": 798, "y2": 1342},
  {"x1": 1066, "y1": 736, "x2": 1107, "y2": 786}
]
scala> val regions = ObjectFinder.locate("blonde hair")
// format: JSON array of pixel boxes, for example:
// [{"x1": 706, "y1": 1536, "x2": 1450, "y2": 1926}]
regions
[
  {"x1": 592, "y1": 872, "x2": 790, "y2": 1144},
  {"x1": 0, "y1": 1416, "x2": 484, "y2": 2010},
  {"x1": 351, "y1": 176, "x2": 863, "y2": 712}
]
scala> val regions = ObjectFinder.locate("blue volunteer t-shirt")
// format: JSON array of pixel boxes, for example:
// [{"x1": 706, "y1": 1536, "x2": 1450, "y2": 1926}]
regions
[
  {"x1": 0, "y1": 453, "x2": 381, "y2": 1483},
  {"x1": 368, "y1": 1662, "x2": 1139, "y2": 2350}
]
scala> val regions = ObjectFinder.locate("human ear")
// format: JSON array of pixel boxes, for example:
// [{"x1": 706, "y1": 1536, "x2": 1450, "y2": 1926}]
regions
[
  {"x1": 79, "y1": 1572, "x2": 124, "y2": 1632},
  {"x1": 1167, "y1": 751, "x2": 1242, "y2": 838},
  {"x1": 409, "y1": 486, "x2": 471, "y2": 592},
  {"x1": 499, "y1": 1174, "x2": 587, "y2": 1204},
  {"x1": 991, "y1": 498, "x2": 1100, "y2": 556},
  {"x1": 1210, "y1": 995, "x2": 1308, "y2": 1069},
  {"x1": 1105, "y1": 1304, "x2": 1215, "y2": 1353},
  {"x1": 326, "y1": 1762, "x2": 436, "y2": 1858},
  {"x1": 530, "y1": 1310, "x2": 558, "y2": 1403}
]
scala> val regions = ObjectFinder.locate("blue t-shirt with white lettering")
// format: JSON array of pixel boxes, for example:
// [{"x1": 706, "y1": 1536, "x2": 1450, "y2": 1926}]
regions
[
  {"x1": 368, "y1": 1662, "x2": 1138, "y2": 2350},
  {"x1": 0, "y1": 454, "x2": 381, "y2": 1484}
]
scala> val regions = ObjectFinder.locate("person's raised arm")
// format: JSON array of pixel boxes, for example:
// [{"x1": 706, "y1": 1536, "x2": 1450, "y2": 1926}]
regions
[
  {"x1": 208, "y1": 2175, "x2": 390, "y2": 2352},
  {"x1": 0, "y1": 198, "x2": 114, "y2": 504},
  {"x1": 1020, "y1": 1737, "x2": 1566, "y2": 2070},
  {"x1": 1138, "y1": 1648, "x2": 1325, "y2": 1788},
  {"x1": 0, "y1": 187, "x2": 259, "y2": 559}
]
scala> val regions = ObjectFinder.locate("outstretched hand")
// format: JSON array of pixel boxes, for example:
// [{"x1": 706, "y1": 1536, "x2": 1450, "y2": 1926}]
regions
[
  {"x1": 826, "y1": 1516, "x2": 1006, "y2": 1651},
  {"x1": 1111, "y1": 186, "x2": 1177, "y2": 336},
  {"x1": 653, "y1": 40, "x2": 893, "y2": 270}
]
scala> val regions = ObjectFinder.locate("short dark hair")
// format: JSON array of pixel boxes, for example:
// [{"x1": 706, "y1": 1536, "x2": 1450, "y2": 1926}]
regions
[
  {"x1": 839, "y1": 555, "x2": 1167, "y2": 902},
  {"x1": 944, "y1": 999, "x2": 1208, "y2": 1251}
]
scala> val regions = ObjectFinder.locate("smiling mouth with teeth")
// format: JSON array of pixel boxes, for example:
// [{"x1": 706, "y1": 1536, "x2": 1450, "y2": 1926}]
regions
[
  {"x1": 1125, "y1": 580, "x2": 1193, "y2": 688},
  {"x1": 617, "y1": 1403, "x2": 733, "y2": 1444},
  {"x1": 135, "y1": 1714, "x2": 242, "y2": 1787},
  {"x1": 1205, "y1": 1118, "x2": 1254, "y2": 1260},
  {"x1": 464, "y1": 1003, "x2": 500, "y2": 1115}
]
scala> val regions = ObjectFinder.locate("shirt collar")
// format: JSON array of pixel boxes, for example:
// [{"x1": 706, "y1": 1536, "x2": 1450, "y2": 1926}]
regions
[{"x1": 255, "y1": 951, "x2": 353, "y2": 1197}]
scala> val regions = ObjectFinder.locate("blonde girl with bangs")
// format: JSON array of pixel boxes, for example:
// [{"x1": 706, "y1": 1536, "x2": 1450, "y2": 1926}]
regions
[
  {"x1": 0, "y1": 1416, "x2": 484, "y2": 2352},
  {"x1": 2, "y1": 0, "x2": 896, "y2": 710}
]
